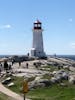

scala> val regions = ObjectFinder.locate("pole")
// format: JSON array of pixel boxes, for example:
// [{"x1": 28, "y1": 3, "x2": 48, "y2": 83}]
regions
[
  {"x1": 24, "y1": 93, "x2": 26, "y2": 100},
  {"x1": 23, "y1": 80, "x2": 28, "y2": 100}
]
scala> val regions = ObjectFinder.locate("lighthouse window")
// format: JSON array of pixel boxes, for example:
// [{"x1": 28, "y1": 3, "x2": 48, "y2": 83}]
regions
[
  {"x1": 34, "y1": 24, "x2": 37, "y2": 27},
  {"x1": 38, "y1": 24, "x2": 41, "y2": 27}
]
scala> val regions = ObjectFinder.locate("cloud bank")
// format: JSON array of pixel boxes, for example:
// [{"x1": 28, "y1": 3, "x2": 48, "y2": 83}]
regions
[{"x1": 0, "y1": 24, "x2": 11, "y2": 29}]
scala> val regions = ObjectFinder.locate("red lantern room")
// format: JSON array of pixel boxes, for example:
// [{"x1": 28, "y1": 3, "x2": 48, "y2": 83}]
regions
[{"x1": 34, "y1": 20, "x2": 42, "y2": 29}]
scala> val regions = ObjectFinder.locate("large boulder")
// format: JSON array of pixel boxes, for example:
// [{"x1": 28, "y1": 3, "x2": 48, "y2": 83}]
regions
[
  {"x1": 52, "y1": 71, "x2": 57, "y2": 75},
  {"x1": 69, "y1": 76, "x2": 75, "y2": 84},
  {"x1": 8, "y1": 82, "x2": 14, "y2": 87},
  {"x1": 38, "y1": 79, "x2": 51, "y2": 87},
  {"x1": 50, "y1": 77, "x2": 57, "y2": 83},
  {"x1": 62, "y1": 72, "x2": 68, "y2": 80},
  {"x1": 2, "y1": 77, "x2": 12, "y2": 85},
  {"x1": 29, "y1": 78, "x2": 51, "y2": 89},
  {"x1": 28, "y1": 81, "x2": 45, "y2": 89},
  {"x1": 34, "y1": 76, "x2": 42, "y2": 81}
]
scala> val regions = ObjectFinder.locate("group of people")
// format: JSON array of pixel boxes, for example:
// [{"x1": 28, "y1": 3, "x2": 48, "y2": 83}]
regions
[
  {"x1": 18, "y1": 61, "x2": 29, "y2": 69},
  {"x1": 18, "y1": 62, "x2": 29, "y2": 68},
  {"x1": 0, "y1": 60, "x2": 29, "y2": 75},
  {"x1": 0, "y1": 61, "x2": 12, "y2": 74}
]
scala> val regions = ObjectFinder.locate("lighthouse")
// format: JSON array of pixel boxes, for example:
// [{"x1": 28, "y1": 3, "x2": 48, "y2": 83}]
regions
[{"x1": 31, "y1": 20, "x2": 46, "y2": 58}]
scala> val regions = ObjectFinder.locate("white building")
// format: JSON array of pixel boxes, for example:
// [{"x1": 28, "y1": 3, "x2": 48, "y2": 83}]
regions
[{"x1": 31, "y1": 20, "x2": 46, "y2": 58}]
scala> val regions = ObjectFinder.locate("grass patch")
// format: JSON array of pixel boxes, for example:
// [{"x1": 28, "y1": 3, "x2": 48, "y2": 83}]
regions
[
  {"x1": 5, "y1": 76, "x2": 24, "y2": 94},
  {"x1": 5, "y1": 76, "x2": 35, "y2": 94},
  {"x1": 27, "y1": 84, "x2": 75, "y2": 100},
  {"x1": 0, "y1": 92, "x2": 14, "y2": 100},
  {"x1": 3, "y1": 75, "x2": 75, "y2": 100},
  {"x1": 42, "y1": 65, "x2": 59, "y2": 72},
  {"x1": 42, "y1": 74, "x2": 51, "y2": 79}
]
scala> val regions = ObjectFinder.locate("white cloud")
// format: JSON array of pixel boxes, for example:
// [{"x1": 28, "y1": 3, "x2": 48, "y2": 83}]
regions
[
  {"x1": 68, "y1": 18, "x2": 72, "y2": 22},
  {"x1": 4, "y1": 24, "x2": 11, "y2": 28},
  {"x1": 0, "y1": 24, "x2": 11, "y2": 29},
  {"x1": 70, "y1": 42, "x2": 75, "y2": 48}
]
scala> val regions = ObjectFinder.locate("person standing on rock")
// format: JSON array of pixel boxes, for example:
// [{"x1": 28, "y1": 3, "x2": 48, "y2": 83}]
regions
[
  {"x1": 4, "y1": 61, "x2": 8, "y2": 73},
  {"x1": 26, "y1": 63, "x2": 28, "y2": 69},
  {"x1": 19, "y1": 61, "x2": 21, "y2": 66}
]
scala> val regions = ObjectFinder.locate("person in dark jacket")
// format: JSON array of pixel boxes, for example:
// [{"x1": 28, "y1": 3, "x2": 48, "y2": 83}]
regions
[{"x1": 4, "y1": 61, "x2": 8, "y2": 73}]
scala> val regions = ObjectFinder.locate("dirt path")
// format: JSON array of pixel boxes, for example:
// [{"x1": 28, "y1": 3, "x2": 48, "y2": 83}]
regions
[{"x1": 0, "y1": 83, "x2": 30, "y2": 100}]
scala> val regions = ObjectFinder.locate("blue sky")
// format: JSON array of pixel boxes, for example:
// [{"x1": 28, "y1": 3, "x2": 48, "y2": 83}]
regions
[{"x1": 0, "y1": 0, "x2": 75, "y2": 55}]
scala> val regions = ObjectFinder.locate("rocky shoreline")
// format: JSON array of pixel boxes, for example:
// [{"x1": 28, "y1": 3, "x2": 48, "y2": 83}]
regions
[{"x1": 0, "y1": 56, "x2": 75, "y2": 89}]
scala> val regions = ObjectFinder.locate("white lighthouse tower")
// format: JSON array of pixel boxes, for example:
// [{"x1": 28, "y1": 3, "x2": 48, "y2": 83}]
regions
[{"x1": 31, "y1": 20, "x2": 46, "y2": 58}]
